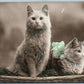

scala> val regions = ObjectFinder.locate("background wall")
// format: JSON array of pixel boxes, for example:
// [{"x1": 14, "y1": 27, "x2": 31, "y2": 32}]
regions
[{"x1": 0, "y1": 2, "x2": 84, "y2": 67}]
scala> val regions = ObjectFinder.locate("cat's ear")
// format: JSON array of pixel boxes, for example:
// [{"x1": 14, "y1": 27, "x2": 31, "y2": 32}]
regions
[
  {"x1": 42, "y1": 4, "x2": 48, "y2": 16},
  {"x1": 27, "y1": 5, "x2": 33, "y2": 16},
  {"x1": 66, "y1": 37, "x2": 79, "y2": 48}
]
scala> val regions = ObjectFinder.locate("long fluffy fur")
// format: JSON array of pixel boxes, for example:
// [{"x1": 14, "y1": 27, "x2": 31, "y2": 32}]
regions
[{"x1": 7, "y1": 5, "x2": 51, "y2": 77}]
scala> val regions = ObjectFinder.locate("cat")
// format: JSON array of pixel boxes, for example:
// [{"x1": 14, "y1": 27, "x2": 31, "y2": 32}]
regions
[
  {"x1": 53, "y1": 38, "x2": 84, "y2": 75},
  {"x1": 7, "y1": 4, "x2": 51, "y2": 77}
]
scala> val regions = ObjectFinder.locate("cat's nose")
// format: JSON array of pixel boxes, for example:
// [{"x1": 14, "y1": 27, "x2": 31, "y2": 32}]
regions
[
  {"x1": 36, "y1": 22, "x2": 38, "y2": 25},
  {"x1": 36, "y1": 21, "x2": 39, "y2": 25},
  {"x1": 36, "y1": 20, "x2": 39, "y2": 24}
]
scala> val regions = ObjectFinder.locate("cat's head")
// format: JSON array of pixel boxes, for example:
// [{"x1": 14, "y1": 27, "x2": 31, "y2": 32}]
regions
[
  {"x1": 26, "y1": 5, "x2": 51, "y2": 30},
  {"x1": 64, "y1": 37, "x2": 84, "y2": 62}
]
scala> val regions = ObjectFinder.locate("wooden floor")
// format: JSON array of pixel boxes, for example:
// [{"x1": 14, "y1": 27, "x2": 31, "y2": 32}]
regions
[{"x1": 0, "y1": 75, "x2": 84, "y2": 83}]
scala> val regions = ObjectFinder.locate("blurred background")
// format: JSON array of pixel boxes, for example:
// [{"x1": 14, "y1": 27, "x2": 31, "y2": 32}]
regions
[{"x1": 0, "y1": 2, "x2": 84, "y2": 67}]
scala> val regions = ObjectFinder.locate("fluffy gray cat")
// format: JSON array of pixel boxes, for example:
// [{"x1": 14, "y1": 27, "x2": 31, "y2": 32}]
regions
[
  {"x1": 54, "y1": 38, "x2": 84, "y2": 75},
  {"x1": 7, "y1": 5, "x2": 51, "y2": 77}
]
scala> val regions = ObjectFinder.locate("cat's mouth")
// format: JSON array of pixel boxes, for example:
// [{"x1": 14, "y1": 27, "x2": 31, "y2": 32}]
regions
[
  {"x1": 32, "y1": 24, "x2": 43, "y2": 30},
  {"x1": 35, "y1": 25, "x2": 42, "y2": 29}
]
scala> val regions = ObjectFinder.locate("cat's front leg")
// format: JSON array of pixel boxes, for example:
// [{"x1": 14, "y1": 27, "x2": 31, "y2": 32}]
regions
[
  {"x1": 15, "y1": 64, "x2": 28, "y2": 77},
  {"x1": 36, "y1": 64, "x2": 43, "y2": 76},
  {"x1": 36, "y1": 59, "x2": 48, "y2": 76},
  {"x1": 26, "y1": 57, "x2": 36, "y2": 77},
  {"x1": 82, "y1": 68, "x2": 84, "y2": 74}
]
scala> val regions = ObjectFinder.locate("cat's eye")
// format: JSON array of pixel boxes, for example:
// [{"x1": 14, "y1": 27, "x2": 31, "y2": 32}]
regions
[
  {"x1": 77, "y1": 50, "x2": 81, "y2": 53},
  {"x1": 32, "y1": 17, "x2": 36, "y2": 20},
  {"x1": 40, "y1": 17, "x2": 43, "y2": 20}
]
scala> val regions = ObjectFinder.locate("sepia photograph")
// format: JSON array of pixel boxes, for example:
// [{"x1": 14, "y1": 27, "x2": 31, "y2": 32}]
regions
[{"x1": 0, "y1": 1, "x2": 84, "y2": 83}]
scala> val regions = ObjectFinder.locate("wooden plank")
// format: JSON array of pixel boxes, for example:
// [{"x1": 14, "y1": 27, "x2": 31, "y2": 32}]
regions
[{"x1": 0, "y1": 75, "x2": 84, "y2": 83}]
